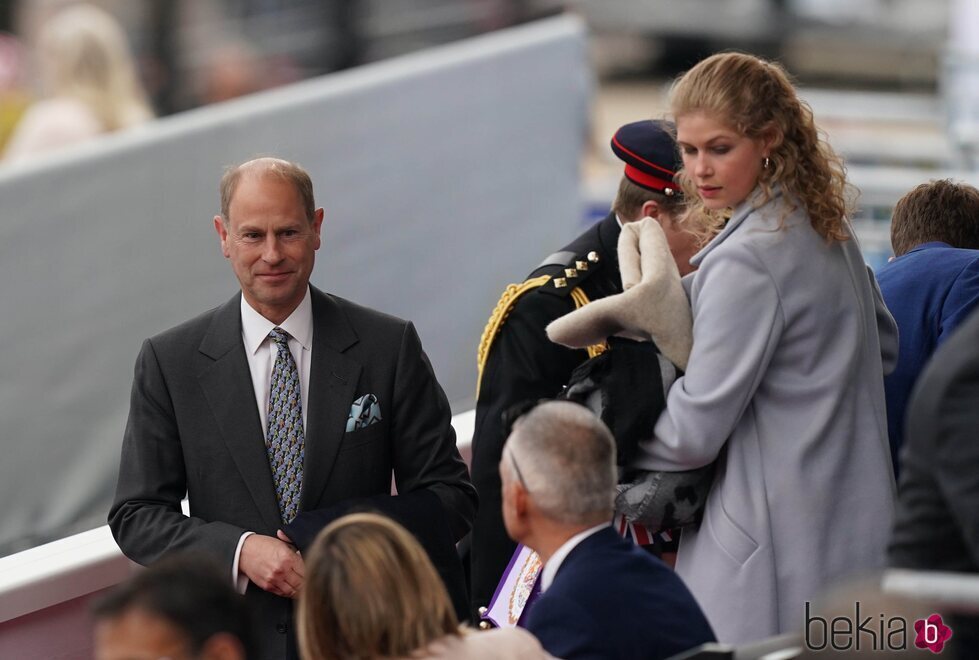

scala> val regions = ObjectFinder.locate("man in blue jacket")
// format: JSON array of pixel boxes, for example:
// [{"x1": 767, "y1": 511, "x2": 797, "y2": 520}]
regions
[
  {"x1": 876, "y1": 179, "x2": 979, "y2": 476},
  {"x1": 500, "y1": 400, "x2": 714, "y2": 660}
]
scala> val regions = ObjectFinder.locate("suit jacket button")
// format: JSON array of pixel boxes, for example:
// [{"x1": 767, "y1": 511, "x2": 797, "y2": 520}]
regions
[{"x1": 276, "y1": 622, "x2": 288, "y2": 634}]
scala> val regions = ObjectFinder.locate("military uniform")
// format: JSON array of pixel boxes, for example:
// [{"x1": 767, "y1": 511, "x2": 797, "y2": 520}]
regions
[
  {"x1": 469, "y1": 119, "x2": 685, "y2": 622},
  {"x1": 469, "y1": 212, "x2": 622, "y2": 618}
]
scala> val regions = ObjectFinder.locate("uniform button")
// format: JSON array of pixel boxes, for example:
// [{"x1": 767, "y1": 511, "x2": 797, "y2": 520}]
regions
[{"x1": 277, "y1": 622, "x2": 288, "y2": 634}]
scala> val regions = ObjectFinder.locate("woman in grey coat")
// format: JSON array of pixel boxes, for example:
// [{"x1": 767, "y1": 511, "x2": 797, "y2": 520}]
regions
[{"x1": 633, "y1": 53, "x2": 899, "y2": 644}]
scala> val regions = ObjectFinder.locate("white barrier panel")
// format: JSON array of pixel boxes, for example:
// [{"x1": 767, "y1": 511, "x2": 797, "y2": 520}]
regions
[
  {"x1": 0, "y1": 410, "x2": 476, "y2": 658},
  {"x1": 883, "y1": 569, "x2": 979, "y2": 614},
  {"x1": 0, "y1": 16, "x2": 589, "y2": 556}
]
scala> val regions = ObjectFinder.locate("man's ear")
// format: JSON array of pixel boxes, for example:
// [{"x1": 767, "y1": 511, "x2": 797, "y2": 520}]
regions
[
  {"x1": 513, "y1": 482, "x2": 530, "y2": 519},
  {"x1": 640, "y1": 200, "x2": 661, "y2": 220},
  {"x1": 311, "y1": 207, "x2": 324, "y2": 249},
  {"x1": 214, "y1": 216, "x2": 230, "y2": 258}
]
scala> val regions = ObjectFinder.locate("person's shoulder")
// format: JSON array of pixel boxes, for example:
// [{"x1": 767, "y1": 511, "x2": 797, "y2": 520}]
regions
[
  {"x1": 316, "y1": 289, "x2": 409, "y2": 331},
  {"x1": 312, "y1": 289, "x2": 416, "y2": 353},
  {"x1": 947, "y1": 247, "x2": 979, "y2": 276},
  {"x1": 3, "y1": 97, "x2": 104, "y2": 160},
  {"x1": 562, "y1": 530, "x2": 675, "y2": 588},
  {"x1": 409, "y1": 629, "x2": 551, "y2": 660},
  {"x1": 921, "y1": 308, "x2": 979, "y2": 389},
  {"x1": 523, "y1": 216, "x2": 619, "y2": 301},
  {"x1": 882, "y1": 245, "x2": 979, "y2": 281},
  {"x1": 146, "y1": 297, "x2": 234, "y2": 349},
  {"x1": 463, "y1": 628, "x2": 552, "y2": 658}
]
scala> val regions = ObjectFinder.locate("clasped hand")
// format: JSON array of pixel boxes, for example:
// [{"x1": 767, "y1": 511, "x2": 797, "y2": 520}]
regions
[{"x1": 239, "y1": 530, "x2": 305, "y2": 599}]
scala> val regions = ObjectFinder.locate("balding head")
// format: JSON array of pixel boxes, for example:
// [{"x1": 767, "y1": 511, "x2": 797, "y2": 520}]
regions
[
  {"x1": 503, "y1": 401, "x2": 616, "y2": 526},
  {"x1": 219, "y1": 157, "x2": 316, "y2": 226}
]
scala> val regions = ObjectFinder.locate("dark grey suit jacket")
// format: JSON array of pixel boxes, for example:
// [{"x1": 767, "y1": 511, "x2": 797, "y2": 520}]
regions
[
  {"x1": 109, "y1": 286, "x2": 477, "y2": 659},
  {"x1": 889, "y1": 305, "x2": 979, "y2": 572}
]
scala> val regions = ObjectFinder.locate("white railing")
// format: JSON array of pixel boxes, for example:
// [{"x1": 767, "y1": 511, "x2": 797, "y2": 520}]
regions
[{"x1": 0, "y1": 410, "x2": 474, "y2": 658}]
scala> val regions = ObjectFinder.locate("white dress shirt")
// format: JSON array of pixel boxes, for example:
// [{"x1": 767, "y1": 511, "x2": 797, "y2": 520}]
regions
[
  {"x1": 540, "y1": 523, "x2": 608, "y2": 592},
  {"x1": 240, "y1": 287, "x2": 314, "y2": 432},
  {"x1": 232, "y1": 287, "x2": 314, "y2": 591}
]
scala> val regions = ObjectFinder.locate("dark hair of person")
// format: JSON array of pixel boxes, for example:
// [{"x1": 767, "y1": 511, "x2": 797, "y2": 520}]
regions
[
  {"x1": 611, "y1": 177, "x2": 685, "y2": 224},
  {"x1": 92, "y1": 554, "x2": 256, "y2": 657},
  {"x1": 890, "y1": 179, "x2": 979, "y2": 257}
]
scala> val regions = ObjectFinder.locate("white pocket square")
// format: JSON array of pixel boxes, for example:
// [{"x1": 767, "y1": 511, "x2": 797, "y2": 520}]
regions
[{"x1": 346, "y1": 393, "x2": 382, "y2": 432}]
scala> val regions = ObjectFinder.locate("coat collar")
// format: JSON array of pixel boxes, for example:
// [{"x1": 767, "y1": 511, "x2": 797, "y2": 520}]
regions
[
  {"x1": 690, "y1": 185, "x2": 783, "y2": 267},
  {"x1": 597, "y1": 211, "x2": 622, "y2": 273}
]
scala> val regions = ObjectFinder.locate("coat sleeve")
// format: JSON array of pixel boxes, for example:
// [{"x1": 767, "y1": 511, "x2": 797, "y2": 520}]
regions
[
  {"x1": 468, "y1": 291, "x2": 585, "y2": 610},
  {"x1": 108, "y1": 339, "x2": 244, "y2": 571},
  {"x1": 867, "y1": 264, "x2": 899, "y2": 374},
  {"x1": 390, "y1": 321, "x2": 477, "y2": 542},
  {"x1": 635, "y1": 245, "x2": 783, "y2": 471}
]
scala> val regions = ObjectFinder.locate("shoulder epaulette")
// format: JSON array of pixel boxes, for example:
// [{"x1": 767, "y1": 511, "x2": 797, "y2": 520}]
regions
[
  {"x1": 536, "y1": 249, "x2": 605, "y2": 298},
  {"x1": 476, "y1": 273, "x2": 607, "y2": 398}
]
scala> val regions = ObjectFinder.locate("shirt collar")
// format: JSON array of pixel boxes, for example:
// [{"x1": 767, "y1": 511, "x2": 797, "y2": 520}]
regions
[
  {"x1": 906, "y1": 241, "x2": 951, "y2": 255},
  {"x1": 540, "y1": 523, "x2": 608, "y2": 592},
  {"x1": 240, "y1": 287, "x2": 313, "y2": 354}
]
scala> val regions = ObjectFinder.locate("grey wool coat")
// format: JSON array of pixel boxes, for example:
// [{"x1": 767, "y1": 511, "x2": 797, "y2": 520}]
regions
[{"x1": 635, "y1": 187, "x2": 898, "y2": 644}]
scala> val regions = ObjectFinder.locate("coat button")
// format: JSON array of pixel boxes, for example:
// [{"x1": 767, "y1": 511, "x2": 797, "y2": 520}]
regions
[{"x1": 276, "y1": 622, "x2": 288, "y2": 634}]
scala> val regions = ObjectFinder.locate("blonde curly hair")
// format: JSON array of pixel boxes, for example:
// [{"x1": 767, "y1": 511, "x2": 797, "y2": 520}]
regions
[{"x1": 669, "y1": 52, "x2": 854, "y2": 243}]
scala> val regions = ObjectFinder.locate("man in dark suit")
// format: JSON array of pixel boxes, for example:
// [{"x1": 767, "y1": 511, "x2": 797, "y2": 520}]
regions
[
  {"x1": 875, "y1": 179, "x2": 979, "y2": 476},
  {"x1": 109, "y1": 157, "x2": 477, "y2": 659},
  {"x1": 888, "y1": 306, "x2": 979, "y2": 651},
  {"x1": 501, "y1": 401, "x2": 715, "y2": 660},
  {"x1": 469, "y1": 120, "x2": 696, "y2": 618}
]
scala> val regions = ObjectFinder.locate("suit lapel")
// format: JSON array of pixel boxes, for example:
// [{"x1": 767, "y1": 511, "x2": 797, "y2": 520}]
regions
[
  {"x1": 302, "y1": 288, "x2": 361, "y2": 509},
  {"x1": 197, "y1": 294, "x2": 282, "y2": 532}
]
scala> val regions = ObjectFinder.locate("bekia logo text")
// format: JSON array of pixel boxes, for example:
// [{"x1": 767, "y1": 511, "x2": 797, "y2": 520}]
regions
[{"x1": 805, "y1": 602, "x2": 952, "y2": 653}]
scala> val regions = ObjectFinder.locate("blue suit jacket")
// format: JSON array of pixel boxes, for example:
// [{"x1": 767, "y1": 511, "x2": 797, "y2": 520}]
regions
[
  {"x1": 524, "y1": 527, "x2": 715, "y2": 660},
  {"x1": 877, "y1": 242, "x2": 979, "y2": 476}
]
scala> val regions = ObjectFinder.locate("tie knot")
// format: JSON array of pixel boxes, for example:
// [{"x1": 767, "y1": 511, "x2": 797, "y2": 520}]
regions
[{"x1": 269, "y1": 327, "x2": 291, "y2": 348}]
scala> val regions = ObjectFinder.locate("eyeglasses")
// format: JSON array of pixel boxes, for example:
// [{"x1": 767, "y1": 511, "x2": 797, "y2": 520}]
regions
[
  {"x1": 502, "y1": 398, "x2": 551, "y2": 494},
  {"x1": 505, "y1": 445, "x2": 531, "y2": 494}
]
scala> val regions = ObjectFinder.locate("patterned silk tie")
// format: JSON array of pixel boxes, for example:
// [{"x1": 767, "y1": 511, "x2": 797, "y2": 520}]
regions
[{"x1": 266, "y1": 327, "x2": 304, "y2": 523}]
